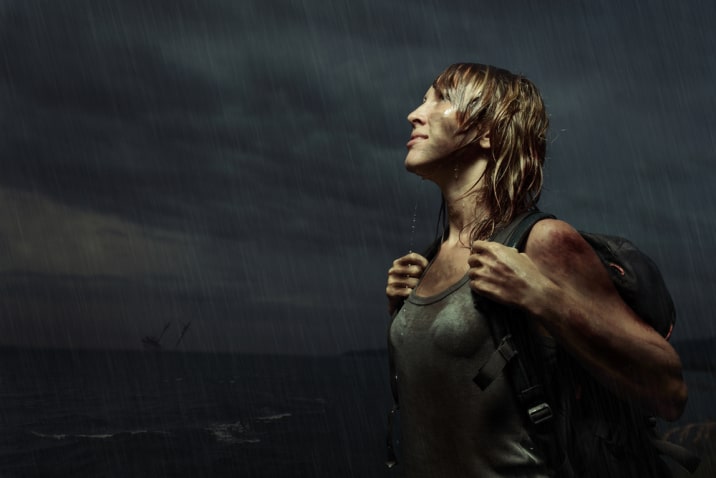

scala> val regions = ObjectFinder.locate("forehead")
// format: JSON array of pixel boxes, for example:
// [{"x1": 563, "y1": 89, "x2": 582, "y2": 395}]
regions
[{"x1": 422, "y1": 86, "x2": 438, "y2": 98}]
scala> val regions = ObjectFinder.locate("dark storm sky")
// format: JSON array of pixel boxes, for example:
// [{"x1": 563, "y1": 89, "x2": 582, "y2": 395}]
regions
[{"x1": 1, "y1": 0, "x2": 714, "y2": 354}]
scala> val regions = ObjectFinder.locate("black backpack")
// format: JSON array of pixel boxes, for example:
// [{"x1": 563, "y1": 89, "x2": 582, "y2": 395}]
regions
[{"x1": 386, "y1": 209, "x2": 700, "y2": 476}]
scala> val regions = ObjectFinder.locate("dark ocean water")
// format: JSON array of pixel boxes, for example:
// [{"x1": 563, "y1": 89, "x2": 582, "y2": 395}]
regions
[
  {"x1": 0, "y1": 348, "x2": 393, "y2": 478},
  {"x1": 0, "y1": 347, "x2": 713, "y2": 478}
]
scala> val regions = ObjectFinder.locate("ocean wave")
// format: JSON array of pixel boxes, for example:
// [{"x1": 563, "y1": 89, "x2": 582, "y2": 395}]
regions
[
  {"x1": 663, "y1": 420, "x2": 716, "y2": 445},
  {"x1": 256, "y1": 412, "x2": 292, "y2": 422},
  {"x1": 30, "y1": 429, "x2": 171, "y2": 440},
  {"x1": 205, "y1": 420, "x2": 260, "y2": 445},
  {"x1": 293, "y1": 396, "x2": 327, "y2": 405}
]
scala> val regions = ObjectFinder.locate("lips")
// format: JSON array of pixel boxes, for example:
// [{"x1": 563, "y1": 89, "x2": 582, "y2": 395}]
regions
[{"x1": 407, "y1": 134, "x2": 427, "y2": 147}]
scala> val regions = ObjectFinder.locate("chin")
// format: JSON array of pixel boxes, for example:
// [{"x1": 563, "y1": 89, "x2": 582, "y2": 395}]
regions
[
  {"x1": 404, "y1": 158, "x2": 422, "y2": 175},
  {"x1": 404, "y1": 162, "x2": 432, "y2": 182},
  {"x1": 404, "y1": 151, "x2": 426, "y2": 172}
]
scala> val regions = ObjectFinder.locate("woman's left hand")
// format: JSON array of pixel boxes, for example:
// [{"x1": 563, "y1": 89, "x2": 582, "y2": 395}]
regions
[{"x1": 467, "y1": 240, "x2": 548, "y2": 310}]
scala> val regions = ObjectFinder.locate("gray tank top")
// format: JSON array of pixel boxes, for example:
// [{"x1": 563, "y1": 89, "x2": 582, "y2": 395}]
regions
[{"x1": 389, "y1": 274, "x2": 551, "y2": 478}]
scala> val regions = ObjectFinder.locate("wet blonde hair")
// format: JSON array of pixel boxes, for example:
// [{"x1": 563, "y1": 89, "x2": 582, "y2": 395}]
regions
[{"x1": 433, "y1": 63, "x2": 548, "y2": 241}]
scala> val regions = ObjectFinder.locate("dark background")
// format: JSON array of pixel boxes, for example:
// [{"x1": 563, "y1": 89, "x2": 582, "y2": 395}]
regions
[{"x1": 1, "y1": 0, "x2": 714, "y2": 355}]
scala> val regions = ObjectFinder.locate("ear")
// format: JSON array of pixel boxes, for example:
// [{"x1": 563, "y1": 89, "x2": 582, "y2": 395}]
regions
[{"x1": 478, "y1": 134, "x2": 490, "y2": 149}]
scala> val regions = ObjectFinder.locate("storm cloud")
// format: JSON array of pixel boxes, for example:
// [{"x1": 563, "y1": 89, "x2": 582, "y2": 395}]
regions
[{"x1": 1, "y1": 0, "x2": 714, "y2": 353}]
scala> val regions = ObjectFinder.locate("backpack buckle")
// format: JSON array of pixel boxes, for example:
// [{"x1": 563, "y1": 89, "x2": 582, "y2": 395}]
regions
[{"x1": 527, "y1": 402, "x2": 553, "y2": 426}]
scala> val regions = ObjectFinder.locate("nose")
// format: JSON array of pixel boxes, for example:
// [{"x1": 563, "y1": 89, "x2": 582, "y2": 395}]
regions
[{"x1": 407, "y1": 104, "x2": 425, "y2": 126}]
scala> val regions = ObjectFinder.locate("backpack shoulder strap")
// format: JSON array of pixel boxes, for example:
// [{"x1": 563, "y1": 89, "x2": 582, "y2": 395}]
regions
[
  {"x1": 473, "y1": 209, "x2": 555, "y2": 401},
  {"x1": 493, "y1": 209, "x2": 556, "y2": 249},
  {"x1": 474, "y1": 210, "x2": 572, "y2": 474}
]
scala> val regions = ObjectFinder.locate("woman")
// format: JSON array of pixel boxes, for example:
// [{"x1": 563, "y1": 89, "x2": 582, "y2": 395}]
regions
[{"x1": 385, "y1": 63, "x2": 686, "y2": 477}]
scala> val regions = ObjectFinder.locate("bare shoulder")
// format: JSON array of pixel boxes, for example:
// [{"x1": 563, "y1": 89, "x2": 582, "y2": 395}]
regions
[
  {"x1": 524, "y1": 218, "x2": 591, "y2": 259},
  {"x1": 524, "y1": 218, "x2": 608, "y2": 285}
]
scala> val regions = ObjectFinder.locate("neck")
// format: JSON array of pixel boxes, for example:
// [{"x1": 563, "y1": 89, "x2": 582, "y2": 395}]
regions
[{"x1": 439, "y1": 158, "x2": 490, "y2": 248}]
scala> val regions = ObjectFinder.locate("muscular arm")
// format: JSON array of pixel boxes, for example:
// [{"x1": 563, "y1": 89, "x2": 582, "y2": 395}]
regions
[{"x1": 469, "y1": 219, "x2": 687, "y2": 421}]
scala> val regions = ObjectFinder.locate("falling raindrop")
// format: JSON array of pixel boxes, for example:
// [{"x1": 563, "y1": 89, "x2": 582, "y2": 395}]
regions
[{"x1": 408, "y1": 197, "x2": 419, "y2": 255}]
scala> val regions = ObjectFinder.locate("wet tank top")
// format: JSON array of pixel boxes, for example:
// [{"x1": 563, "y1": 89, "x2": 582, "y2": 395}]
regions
[{"x1": 389, "y1": 273, "x2": 551, "y2": 478}]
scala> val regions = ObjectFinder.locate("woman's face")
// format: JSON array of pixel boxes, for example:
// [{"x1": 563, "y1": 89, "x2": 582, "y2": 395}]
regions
[{"x1": 404, "y1": 87, "x2": 472, "y2": 176}]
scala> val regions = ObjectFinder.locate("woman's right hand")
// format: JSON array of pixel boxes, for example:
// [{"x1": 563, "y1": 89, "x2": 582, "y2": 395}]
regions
[{"x1": 386, "y1": 252, "x2": 429, "y2": 316}]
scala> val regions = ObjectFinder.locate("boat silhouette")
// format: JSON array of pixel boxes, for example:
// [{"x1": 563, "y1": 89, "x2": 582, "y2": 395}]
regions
[{"x1": 141, "y1": 321, "x2": 192, "y2": 350}]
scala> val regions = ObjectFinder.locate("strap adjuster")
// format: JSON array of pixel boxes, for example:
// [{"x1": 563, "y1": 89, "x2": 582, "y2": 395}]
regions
[{"x1": 527, "y1": 402, "x2": 553, "y2": 426}]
